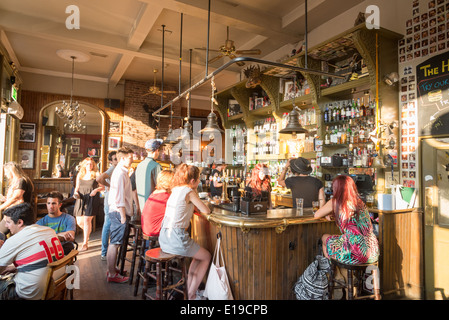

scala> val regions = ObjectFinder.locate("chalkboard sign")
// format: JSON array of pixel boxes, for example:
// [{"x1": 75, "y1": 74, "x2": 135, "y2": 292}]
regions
[{"x1": 417, "y1": 51, "x2": 449, "y2": 136}]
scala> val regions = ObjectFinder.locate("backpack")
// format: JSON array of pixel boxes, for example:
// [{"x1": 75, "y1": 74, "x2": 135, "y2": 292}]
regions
[{"x1": 294, "y1": 255, "x2": 331, "y2": 300}]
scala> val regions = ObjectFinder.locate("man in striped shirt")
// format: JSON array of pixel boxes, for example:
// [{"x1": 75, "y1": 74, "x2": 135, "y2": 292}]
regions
[{"x1": 0, "y1": 203, "x2": 64, "y2": 300}]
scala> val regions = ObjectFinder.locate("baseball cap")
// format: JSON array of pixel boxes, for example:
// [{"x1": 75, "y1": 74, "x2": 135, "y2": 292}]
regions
[{"x1": 145, "y1": 139, "x2": 163, "y2": 152}]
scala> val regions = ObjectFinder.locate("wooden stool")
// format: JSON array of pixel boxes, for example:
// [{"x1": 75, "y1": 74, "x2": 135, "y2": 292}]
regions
[
  {"x1": 141, "y1": 248, "x2": 188, "y2": 300},
  {"x1": 116, "y1": 220, "x2": 141, "y2": 284},
  {"x1": 133, "y1": 233, "x2": 158, "y2": 296},
  {"x1": 328, "y1": 258, "x2": 381, "y2": 300}
]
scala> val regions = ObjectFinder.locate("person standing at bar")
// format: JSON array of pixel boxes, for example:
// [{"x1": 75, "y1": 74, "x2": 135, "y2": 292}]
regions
[
  {"x1": 134, "y1": 139, "x2": 163, "y2": 211},
  {"x1": 209, "y1": 159, "x2": 227, "y2": 199},
  {"x1": 106, "y1": 147, "x2": 134, "y2": 283},
  {"x1": 277, "y1": 157, "x2": 325, "y2": 208},
  {"x1": 245, "y1": 163, "x2": 272, "y2": 208},
  {"x1": 96, "y1": 151, "x2": 118, "y2": 260},
  {"x1": 313, "y1": 175, "x2": 379, "y2": 264}
]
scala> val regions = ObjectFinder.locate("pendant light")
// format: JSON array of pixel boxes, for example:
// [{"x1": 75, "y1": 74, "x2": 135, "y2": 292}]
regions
[
  {"x1": 200, "y1": 76, "x2": 224, "y2": 137},
  {"x1": 278, "y1": 76, "x2": 308, "y2": 138},
  {"x1": 165, "y1": 14, "x2": 184, "y2": 145}
]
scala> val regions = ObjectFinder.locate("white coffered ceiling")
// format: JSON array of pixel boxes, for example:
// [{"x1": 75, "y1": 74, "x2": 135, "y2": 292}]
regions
[{"x1": 0, "y1": 0, "x2": 365, "y2": 101}]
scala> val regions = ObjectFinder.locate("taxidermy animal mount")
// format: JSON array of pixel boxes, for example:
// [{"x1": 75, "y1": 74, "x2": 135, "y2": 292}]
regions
[{"x1": 244, "y1": 65, "x2": 262, "y2": 88}]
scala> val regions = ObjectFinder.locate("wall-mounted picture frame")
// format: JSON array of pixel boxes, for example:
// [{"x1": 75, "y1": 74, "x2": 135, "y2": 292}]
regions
[
  {"x1": 108, "y1": 136, "x2": 121, "y2": 150},
  {"x1": 71, "y1": 137, "x2": 80, "y2": 146},
  {"x1": 109, "y1": 120, "x2": 122, "y2": 134},
  {"x1": 87, "y1": 148, "x2": 100, "y2": 157},
  {"x1": 19, "y1": 123, "x2": 36, "y2": 143},
  {"x1": 18, "y1": 149, "x2": 34, "y2": 169},
  {"x1": 283, "y1": 80, "x2": 297, "y2": 101},
  {"x1": 71, "y1": 146, "x2": 80, "y2": 154}
]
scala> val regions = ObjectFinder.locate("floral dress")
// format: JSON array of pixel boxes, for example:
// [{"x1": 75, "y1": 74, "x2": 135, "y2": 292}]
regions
[{"x1": 326, "y1": 202, "x2": 379, "y2": 265}]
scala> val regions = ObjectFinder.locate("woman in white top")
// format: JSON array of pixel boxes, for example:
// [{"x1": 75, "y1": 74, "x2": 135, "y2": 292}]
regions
[{"x1": 159, "y1": 164, "x2": 211, "y2": 300}]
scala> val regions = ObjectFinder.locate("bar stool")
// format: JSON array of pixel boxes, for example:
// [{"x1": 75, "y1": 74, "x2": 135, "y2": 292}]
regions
[
  {"x1": 116, "y1": 220, "x2": 141, "y2": 284},
  {"x1": 328, "y1": 258, "x2": 381, "y2": 300},
  {"x1": 141, "y1": 248, "x2": 188, "y2": 300},
  {"x1": 133, "y1": 233, "x2": 158, "y2": 296}
]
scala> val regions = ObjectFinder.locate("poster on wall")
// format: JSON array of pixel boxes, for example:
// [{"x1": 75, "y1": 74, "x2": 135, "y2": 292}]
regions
[{"x1": 416, "y1": 50, "x2": 449, "y2": 136}]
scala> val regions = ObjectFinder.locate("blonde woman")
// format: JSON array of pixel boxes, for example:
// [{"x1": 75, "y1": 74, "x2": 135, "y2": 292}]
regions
[
  {"x1": 0, "y1": 162, "x2": 34, "y2": 234},
  {"x1": 73, "y1": 157, "x2": 104, "y2": 251}
]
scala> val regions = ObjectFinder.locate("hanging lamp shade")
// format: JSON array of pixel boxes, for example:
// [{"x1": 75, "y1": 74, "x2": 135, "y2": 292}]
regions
[
  {"x1": 199, "y1": 112, "x2": 224, "y2": 134},
  {"x1": 164, "y1": 126, "x2": 179, "y2": 144},
  {"x1": 279, "y1": 107, "x2": 308, "y2": 135}
]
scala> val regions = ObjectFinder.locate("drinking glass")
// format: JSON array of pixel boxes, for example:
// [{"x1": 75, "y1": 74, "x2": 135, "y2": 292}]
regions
[
  {"x1": 366, "y1": 194, "x2": 374, "y2": 208},
  {"x1": 296, "y1": 198, "x2": 304, "y2": 216},
  {"x1": 312, "y1": 201, "x2": 320, "y2": 213}
]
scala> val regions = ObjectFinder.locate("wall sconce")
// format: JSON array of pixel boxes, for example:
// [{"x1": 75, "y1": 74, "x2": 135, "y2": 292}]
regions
[{"x1": 383, "y1": 72, "x2": 399, "y2": 86}]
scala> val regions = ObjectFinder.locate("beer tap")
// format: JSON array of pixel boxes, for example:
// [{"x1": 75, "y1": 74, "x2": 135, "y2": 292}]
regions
[{"x1": 221, "y1": 170, "x2": 230, "y2": 203}]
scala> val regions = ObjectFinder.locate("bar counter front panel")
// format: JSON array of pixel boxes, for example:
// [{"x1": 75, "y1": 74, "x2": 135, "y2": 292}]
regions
[
  {"x1": 192, "y1": 207, "x2": 339, "y2": 300},
  {"x1": 192, "y1": 206, "x2": 423, "y2": 300}
]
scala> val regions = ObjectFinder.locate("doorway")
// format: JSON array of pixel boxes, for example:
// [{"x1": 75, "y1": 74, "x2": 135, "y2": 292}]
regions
[
  {"x1": 38, "y1": 102, "x2": 105, "y2": 178},
  {"x1": 421, "y1": 137, "x2": 449, "y2": 300}
]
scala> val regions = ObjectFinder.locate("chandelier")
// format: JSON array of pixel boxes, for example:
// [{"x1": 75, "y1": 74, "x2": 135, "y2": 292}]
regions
[{"x1": 55, "y1": 56, "x2": 86, "y2": 132}]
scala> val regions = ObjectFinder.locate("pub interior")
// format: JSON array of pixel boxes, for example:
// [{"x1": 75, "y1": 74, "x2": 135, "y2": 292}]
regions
[{"x1": 0, "y1": 0, "x2": 448, "y2": 303}]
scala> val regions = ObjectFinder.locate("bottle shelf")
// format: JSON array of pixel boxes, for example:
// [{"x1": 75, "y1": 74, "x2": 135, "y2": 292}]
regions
[
  {"x1": 249, "y1": 104, "x2": 273, "y2": 116},
  {"x1": 323, "y1": 114, "x2": 375, "y2": 125},
  {"x1": 227, "y1": 113, "x2": 244, "y2": 121}
]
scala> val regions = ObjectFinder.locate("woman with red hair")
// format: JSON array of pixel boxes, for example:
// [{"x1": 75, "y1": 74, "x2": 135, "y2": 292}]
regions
[
  {"x1": 246, "y1": 163, "x2": 272, "y2": 208},
  {"x1": 314, "y1": 175, "x2": 379, "y2": 265}
]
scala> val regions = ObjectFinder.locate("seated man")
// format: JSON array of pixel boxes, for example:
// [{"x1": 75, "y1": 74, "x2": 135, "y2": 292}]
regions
[
  {"x1": 0, "y1": 203, "x2": 64, "y2": 300},
  {"x1": 37, "y1": 191, "x2": 77, "y2": 255}
]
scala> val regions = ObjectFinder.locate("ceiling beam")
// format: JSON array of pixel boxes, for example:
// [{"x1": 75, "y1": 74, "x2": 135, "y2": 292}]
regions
[
  {"x1": 109, "y1": 3, "x2": 164, "y2": 86},
  {"x1": 282, "y1": 0, "x2": 326, "y2": 28},
  {"x1": 140, "y1": 0, "x2": 302, "y2": 44},
  {"x1": 0, "y1": 9, "x2": 212, "y2": 84}
]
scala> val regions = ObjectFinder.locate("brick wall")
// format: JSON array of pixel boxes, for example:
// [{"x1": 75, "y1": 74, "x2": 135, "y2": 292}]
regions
[{"x1": 123, "y1": 80, "x2": 182, "y2": 155}]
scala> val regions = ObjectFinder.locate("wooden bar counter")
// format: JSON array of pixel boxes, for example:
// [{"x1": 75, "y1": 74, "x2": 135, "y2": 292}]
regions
[
  {"x1": 191, "y1": 204, "x2": 424, "y2": 300},
  {"x1": 191, "y1": 206, "x2": 339, "y2": 300}
]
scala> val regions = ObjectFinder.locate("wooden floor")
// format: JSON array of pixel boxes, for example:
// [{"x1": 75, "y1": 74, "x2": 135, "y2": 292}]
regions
[{"x1": 73, "y1": 229, "x2": 142, "y2": 300}]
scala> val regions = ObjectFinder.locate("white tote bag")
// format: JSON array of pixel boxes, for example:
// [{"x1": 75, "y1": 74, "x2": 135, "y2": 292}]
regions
[{"x1": 203, "y1": 237, "x2": 234, "y2": 300}]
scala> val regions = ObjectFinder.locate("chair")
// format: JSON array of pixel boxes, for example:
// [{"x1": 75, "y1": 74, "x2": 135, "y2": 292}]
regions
[
  {"x1": 133, "y1": 233, "x2": 158, "y2": 296},
  {"x1": 32, "y1": 188, "x2": 57, "y2": 220},
  {"x1": 116, "y1": 220, "x2": 141, "y2": 283},
  {"x1": 141, "y1": 248, "x2": 188, "y2": 300},
  {"x1": 42, "y1": 249, "x2": 79, "y2": 300},
  {"x1": 328, "y1": 258, "x2": 381, "y2": 300}
]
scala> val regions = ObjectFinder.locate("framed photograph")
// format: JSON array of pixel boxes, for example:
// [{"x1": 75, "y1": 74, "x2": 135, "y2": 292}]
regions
[
  {"x1": 71, "y1": 137, "x2": 80, "y2": 146},
  {"x1": 109, "y1": 120, "x2": 122, "y2": 134},
  {"x1": 87, "y1": 148, "x2": 100, "y2": 157},
  {"x1": 19, "y1": 123, "x2": 36, "y2": 143},
  {"x1": 18, "y1": 149, "x2": 34, "y2": 169},
  {"x1": 283, "y1": 80, "x2": 297, "y2": 100},
  {"x1": 108, "y1": 136, "x2": 121, "y2": 150},
  {"x1": 71, "y1": 146, "x2": 80, "y2": 154}
]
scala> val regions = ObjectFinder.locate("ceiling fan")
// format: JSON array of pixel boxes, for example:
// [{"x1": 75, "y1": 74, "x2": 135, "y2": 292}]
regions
[
  {"x1": 196, "y1": 26, "x2": 261, "y2": 66},
  {"x1": 142, "y1": 68, "x2": 177, "y2": 97}
]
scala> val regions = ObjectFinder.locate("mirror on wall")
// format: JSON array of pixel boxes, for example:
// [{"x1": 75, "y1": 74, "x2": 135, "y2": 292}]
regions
[{"x1": 40, "y1": 103, "x2": 103, "y2": 178}]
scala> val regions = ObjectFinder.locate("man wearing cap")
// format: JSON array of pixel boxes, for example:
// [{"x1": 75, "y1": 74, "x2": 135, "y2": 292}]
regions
[
  {"x1": 134, "y1": 139, "x2": 163, "y2": 210},
  {"x1": 277, "y1": 157, "x2": 325, "y2": 209}
]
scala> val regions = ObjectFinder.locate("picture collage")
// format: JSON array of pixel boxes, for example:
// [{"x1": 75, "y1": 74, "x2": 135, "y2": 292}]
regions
[{"x1": 398, "y1": 0, "x2": 449, "y2": 63}]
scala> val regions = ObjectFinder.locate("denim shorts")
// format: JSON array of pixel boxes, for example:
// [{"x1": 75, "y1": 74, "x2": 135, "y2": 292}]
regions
[
  {"x1": 158, "y1": 227, "x2": 200, "y2": 257},
  {"x1": 109, "y1": 211, "x2": 128, "y2": 245}
]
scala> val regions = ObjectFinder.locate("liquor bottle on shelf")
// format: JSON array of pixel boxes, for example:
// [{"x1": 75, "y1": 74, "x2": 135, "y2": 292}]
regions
[
  {"x1": 325, "y1": 127, "x2": 330, "y2": 145},
  {"x1": 324, "y1": 105, "x2": 329, "y2": 123}
]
